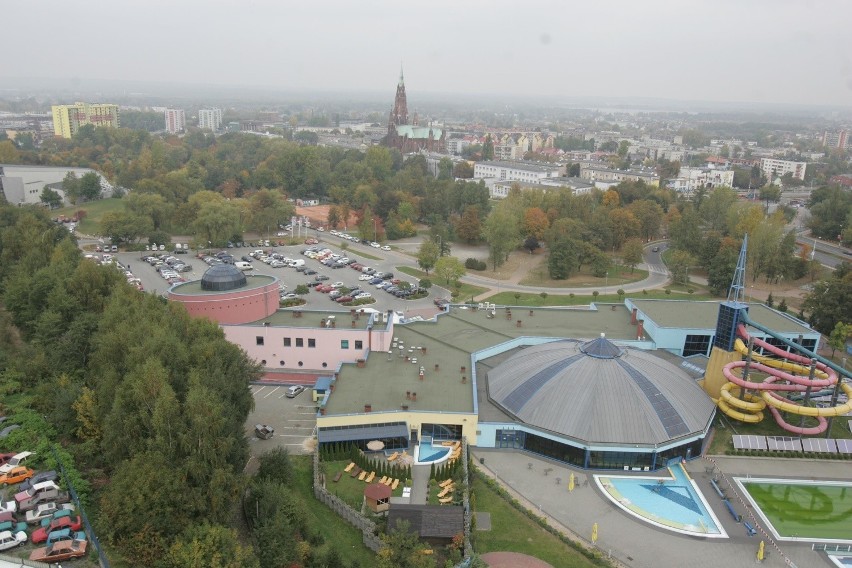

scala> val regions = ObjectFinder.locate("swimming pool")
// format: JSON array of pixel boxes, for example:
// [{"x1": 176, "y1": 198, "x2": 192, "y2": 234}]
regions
[
  {"x1": 735, "y1": 477, "x2": 852, "y2": 543},
  {"x1": 596, "y1": 459, "x2": 727, "y2": 538},
  {"x1": 416, "y1": 439, "x2": 451, "y2": 464}
]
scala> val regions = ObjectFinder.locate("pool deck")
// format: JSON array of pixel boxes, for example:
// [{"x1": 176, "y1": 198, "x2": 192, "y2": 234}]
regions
[{"x1": 471, "y1": 449, "x2": 852, "y2": 568}]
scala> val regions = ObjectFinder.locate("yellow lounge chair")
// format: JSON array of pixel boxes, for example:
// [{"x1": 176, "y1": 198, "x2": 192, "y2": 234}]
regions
[
  {"x1": 365, "y1": 471, "x2": 375, "y2": 483},
  {"x1": 437, "y1": 487, "x2": 452, "y2": 498},
  {"x1": 379, "y1": 476, "x2": 388, "y2": 484},
  {"x1": 451, "y1": 441, "x2": 461, "y2": 450},
  {"x1": 439, "y1": 478, "x2": 453, "y2": 488},
  {"x1": 391, "y1": 478, "x2": 399, "y2": 490},
  {"x1": 439, "y1": 496, "x2": 453, "y2": 504},
  {"x1": 441, "y1": 441, "x2": 454, "y2": 447},
  {"x1": 384, "y1": 477, "x2": 393, "y2": 486},
  {"x1": 344, "y1": 462, "x2": 355, "y2": 472},
  {"x1": 358, "y1": 470, "x2": 366, "y2": 481},
  {"x1": 387, "y1": 452, "x2": 399, "y2": 462}
]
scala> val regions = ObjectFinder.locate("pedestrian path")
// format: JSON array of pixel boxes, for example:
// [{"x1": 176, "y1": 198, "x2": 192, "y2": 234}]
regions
[{"x1": 409, "y1": 463, "x2": 430, "y2": 505}]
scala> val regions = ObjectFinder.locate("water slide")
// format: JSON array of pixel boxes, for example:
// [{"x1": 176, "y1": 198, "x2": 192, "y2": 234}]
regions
[{"x1": 718, "y1": 324, "x2": 852, "y2": 434}]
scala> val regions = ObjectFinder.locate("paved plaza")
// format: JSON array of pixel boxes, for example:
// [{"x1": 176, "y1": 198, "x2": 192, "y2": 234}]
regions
[{"x1": 472, "y1": 449, "x2": 850, "y2": 568}]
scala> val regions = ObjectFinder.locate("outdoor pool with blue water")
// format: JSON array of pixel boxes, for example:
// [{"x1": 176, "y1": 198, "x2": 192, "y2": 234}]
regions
[
  {"x1": 595, "y1": 459, "x2": 727, "y2": 538},
  {"x1": 416, "y1": 439, "x2": 451, "y2": 463}
]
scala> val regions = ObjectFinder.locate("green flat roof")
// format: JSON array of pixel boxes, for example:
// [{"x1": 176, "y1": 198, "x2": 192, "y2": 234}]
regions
[
  {"x1": 324, "y1": 304, "x2": 640, "y2": 416},
  {"x1": 169, "y1": 274, "x2": 276, "y2": 295},
  {"x1": 257, "y1": 309, "x2": 374, "y2": 330},
  {"x1": 630, "y1": 300, "x2": 815, "y2": 335}
]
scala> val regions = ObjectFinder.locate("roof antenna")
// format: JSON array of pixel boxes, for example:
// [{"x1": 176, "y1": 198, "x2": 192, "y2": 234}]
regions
[{"x1": 726, "y1": 234, "x2": 748, "y2": 304}]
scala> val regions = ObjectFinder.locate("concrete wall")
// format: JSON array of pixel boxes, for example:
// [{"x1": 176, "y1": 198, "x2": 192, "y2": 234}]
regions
[{"x1": 317, "y1": 410, "x2": 479, "y2": 445}]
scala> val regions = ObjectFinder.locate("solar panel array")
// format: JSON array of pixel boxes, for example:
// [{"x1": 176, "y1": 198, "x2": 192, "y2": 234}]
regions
[
  {"x1": 501, "y1": 354, "x2": 584, "y2": 414},
  {"x1": 767, "y1": 437, "x2": 803, "y2": 451},
  {"x1": 836, "y1": 439, "x2": 852, "y2": 454},
  {"x1": 616, "y1": 359, "x2": 689, "y2": 437},
  {"x1": 735, "y1": 435, "x2": 852, "y2": 453},
  {"x1": 801, "y1": 438, "x2": 837, "y2": 453},
  {"x1": 732, "y1": 435, "x2": 767, "y2": 450}
]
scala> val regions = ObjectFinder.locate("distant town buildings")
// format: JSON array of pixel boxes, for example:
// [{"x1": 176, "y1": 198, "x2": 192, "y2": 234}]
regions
[
  {"x1": 384, "y1": 69, "x2": 445, "y2": 153},
  {"x1": 579, "y1": 164, "x2": 660, "y2": 188},
  {"x1": 823, "y1": 130, "x2": 848, "y2": 150},
  {"x1": 51, "y1": 102, "x2": 120, "y2": 138},
  {"x1": 759, "y1": 157, "x2": 807, "y2": 181},
  {"x1": 668, "y1": 166, "x2": 735, "y2": 197},
  {"x1": 198, "y1": 108, "x2": 223, "y2": 131},
  {"x1": 0, "y1": 164, "x2": 112, "y2": 206},
  {"x1": 164, "y1": 109, "x2": 186, "y2": 134}
]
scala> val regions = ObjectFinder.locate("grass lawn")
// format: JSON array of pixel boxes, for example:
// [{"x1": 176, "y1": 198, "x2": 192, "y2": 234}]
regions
[
  {"x1": 395, "y1": 266, "x2": 489, "y2": 299},
  {"x1": 338, "y1": 244, "x2": 382, "y2": 261},
  {"x1": 56, "y1": 198, "x2": 126, "y2": 236},
  {"x1": 481, "y1": 290, "x2": 713, "y2": 307},
  {"x1": 292, "y1": 456, "x2": 376, "y2": 565},
  {"x1": 322, "y1": 459, "x2": 409, "y2": 510},
  {"x1": 519, "y1": 263, "x2": 649, "y2": 288},
  {"x1": 471, "y1": 476, "x2": 603, "y2": 568},
  {"x1": 741, "y1": 481, "x2": 852, "y2": 539}
]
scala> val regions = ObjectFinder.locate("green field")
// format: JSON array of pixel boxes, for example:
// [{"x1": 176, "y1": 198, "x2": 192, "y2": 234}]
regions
[
  {"x1": 56, "y1": 197, "x2": 126, "y2": 235},
  {"x1": 482, "y1": 290, "x2": 713, "y2": 307},
  {"x1": 395, "y1": 266, "x2": 489, "y2": 299},
  {"x1": 742, "y1": 481, "x2": 852, "y2": 540}
]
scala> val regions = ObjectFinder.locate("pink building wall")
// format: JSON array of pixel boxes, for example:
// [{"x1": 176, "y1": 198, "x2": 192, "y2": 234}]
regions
[
  {"x1": 168, "y1": 282, "x2": 280, "y2": 324},
  {"x1": 222, "y1": 315, "x2": 395, "y2": 373}
]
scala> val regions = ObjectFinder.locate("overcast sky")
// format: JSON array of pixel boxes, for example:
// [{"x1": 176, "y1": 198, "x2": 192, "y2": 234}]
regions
[{"x1": 5, "y1": 0, "x2": 852, "y2": 107}]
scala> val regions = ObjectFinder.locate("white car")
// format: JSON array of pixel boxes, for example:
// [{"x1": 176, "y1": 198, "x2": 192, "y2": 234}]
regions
[
  {"x1": 331, "y1": 282, "x2": 344, "y2": 289},
  {"x1": 358, "y1": 274, "x2": 372, "y2": 281},
  {"x1": 0, "y1": 530, "x2": 26, "y2": 551},
  {"x1": 354, "y1": 292, "x2": 372, "y2": 299},
  {"x1": 381, "y1": 245, "x2": 391, "y2": 251},
  {"x1": 370, "y1": 242, "x2": 380, "y2": 248}
]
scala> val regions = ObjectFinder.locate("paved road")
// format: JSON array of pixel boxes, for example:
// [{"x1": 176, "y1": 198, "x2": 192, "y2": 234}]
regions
[{"x1": 796, "y1": 235, "x2": 851, "y2": 269}]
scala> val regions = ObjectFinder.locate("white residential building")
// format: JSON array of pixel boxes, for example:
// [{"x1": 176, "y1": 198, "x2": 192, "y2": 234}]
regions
[
  {"x1": 164, "y1": 109, "x2": 185, "y2": 134},
  {"x1": 669, "y1": 166, "x2": 735, "y2": 197},
  {"x1": 579, "y1": 165, "x2": 660, "y2": 187},
  {"x1": 473, "y1": 160, "x2": 562, "y2": 184},
  {"x1": 198, "y1": 108, "x2": 223, "y2": 131},
  {"x1": 759, "y1": 158, "x2": 806, "y2": 181}
]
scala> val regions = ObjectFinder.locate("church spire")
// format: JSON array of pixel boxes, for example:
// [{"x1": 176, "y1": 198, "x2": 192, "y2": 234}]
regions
[{"x1": 399, "y1": 63, "x2": 404, "y2": 87}]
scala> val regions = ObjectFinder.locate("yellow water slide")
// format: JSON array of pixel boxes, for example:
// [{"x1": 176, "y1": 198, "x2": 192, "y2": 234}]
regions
[
  {"x1": 761, "y1": 384, "x2": 852, "y2": 416},
  {"x1": 717, "y1": 383, "x2": 765, "y2": 423},
  {"x1": 733, "y1": 339, "x2": 830, "y2": 379}
]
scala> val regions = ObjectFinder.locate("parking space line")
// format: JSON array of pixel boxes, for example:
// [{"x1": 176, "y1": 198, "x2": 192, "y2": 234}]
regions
[
  {"x1": 263, "y1": 387, "x2": 280, "y2": 398},
  {"x1": 253, "y1": 386, "x2": 268, "y2": 396}
]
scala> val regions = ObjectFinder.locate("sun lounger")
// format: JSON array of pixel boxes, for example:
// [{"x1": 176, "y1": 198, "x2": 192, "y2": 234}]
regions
[
  {"x1": 344, "y1": 462, "x2": 355, "y2": 472},
  {"x1": 391, "y1": 479, "x2": 399, "y2": 490},
  {"x1": 437, "y1": 487, "x2": 453, "y2": 498},
  {"x1": 384, "y1": 477, "x2": 393, "y2": 486},
  {"x1": 358, "y1": 470, "x2": 367, "y2": 481},
  {"x1": 439, "y1": 496, "x2": 453, "y2": 504},
  {"x1": 350, "y1": 466, "x2": 362, "y2": 478},
  {"x1": 365, "y1": 472, "x2": 375, "y2": 483},
  {"x1": 379, "y1": 476, "x2": 388, "y2": 484},
  {"x1": 451, "y1": 441, "x2": 461, "y2": 450},
  {"x1": 441, "y1": 441, "x2": 454, "y2": 447},
  {"x1": 333, "y1": 472, "x2": 342, "y2": 482},
  {"x1": 387, "y1": 452, "x2": 399, "y2": 462},
  {"x1": 439, "y1": 479, "x2": 454, "y2": 488}
]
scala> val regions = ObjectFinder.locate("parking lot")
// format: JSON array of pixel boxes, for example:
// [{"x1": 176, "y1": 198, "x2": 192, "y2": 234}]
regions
[
  {"x1": 245, "y1": 384, "x2": 317, "y2": 457},
  {"x1": 109, "y1": 238, "x2": 443, "y2": 313}
]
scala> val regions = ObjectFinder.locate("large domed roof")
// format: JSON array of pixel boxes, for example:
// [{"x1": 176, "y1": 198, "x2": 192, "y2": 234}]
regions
[
  {"x1": 201, "y1": 263, "x2": 247, "y2": 291},
  {"x1": 486, "y1": 337, "x2": 715, "y2": 446}
]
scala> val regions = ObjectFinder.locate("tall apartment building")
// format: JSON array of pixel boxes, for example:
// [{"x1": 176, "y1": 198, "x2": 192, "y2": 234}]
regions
[
  {"x1": 164, "y1": 109, "x2": 186, "y2": 134},
  {"x1": 759, "y1": 158, "x2": 807, "y2": 181},
  {"x1": 198, "y1": 108, "x2": 223, "y2": 131},
  {"x1": 822, "y1": 130, "x2": 848, "y2": 150},
  {"x1": 51, "y1": 102, "x2": 120, "y2": 138}
]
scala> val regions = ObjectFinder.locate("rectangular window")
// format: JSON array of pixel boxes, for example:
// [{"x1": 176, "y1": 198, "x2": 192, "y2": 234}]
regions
[
  {"x1": 296, "y1": 338, "x2": 304, "y2": 347},
  {"x1": 355, "y1": 340, "x2": 363, "y2": 349},
  {"x1": 341, "y1": 340, "x2": 349, "y2": 349},
  {"x1": 284, "y1": 337, "x2": 291, "y2": 347},
  {"x1": 308, "y1": 338, "x2": 316, "y2": 348},
  {"x1": 683, "y1": 334, "x2": 711, "y2": 357},
  {"x1": 256, "y1": 336, "x2": 264, "y2": 346}
]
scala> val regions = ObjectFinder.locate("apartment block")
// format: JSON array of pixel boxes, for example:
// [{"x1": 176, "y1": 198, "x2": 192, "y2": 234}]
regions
[
  {"x1": 51, "y1": 102, "x2": 120, "y2": 138},
  {"x1": 164, "y1": 109, "x2": 186, "y2": 134},
  {"x1": 198, "y1": 108, "x2": 223, "y2": 131},
  {"x1": 759, "y1": 158, "x2": 807, "y2": 181}
]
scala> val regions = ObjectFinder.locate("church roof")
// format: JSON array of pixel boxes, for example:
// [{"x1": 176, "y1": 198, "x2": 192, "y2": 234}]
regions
[{"x1": 395, "y1": 125, "x2": 443, "y2": 140}]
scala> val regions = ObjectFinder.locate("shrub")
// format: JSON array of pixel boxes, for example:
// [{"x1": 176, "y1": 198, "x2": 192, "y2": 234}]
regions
[
  {"x1": 419, "y1": 279, "x2": 432, "y2": 289},
  {"x1": 294, "y1": 284, "x2": 309, "y2": 295}
]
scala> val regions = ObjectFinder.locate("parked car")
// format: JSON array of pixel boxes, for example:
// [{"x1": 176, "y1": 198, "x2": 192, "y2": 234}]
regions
[
  {"x1": 381, "y1": 245, "x2": 391, "y2": 251},
  {"x1": 19, "y1": 471, "x2": 58, "y2": 493},
  {"x1": 38, "y1": 508, "x2": 74, "y2": 528},
  {"x1": 0, "y1": 452, "x2": 33, "y2": 474},
  {"x1": 434, "y1": 298, "x2": 449, "y2": 307},
  {"x1": 0, "y1": 529, "x2": 26, "y2": 551},
  {"x1": 25, "y1": 502, "x2": 74, "y2": 525},
  {"x1": 285, "y1": 385, "x2": 305, "y2": 398},
  {"x1": 29, "y1": 539, "x2": 88, "y2": 562},
  {"x1": 0, "y1": 520, "x2": 27, "y2": 536},
  {"x1": 0, "y1": 454, "x2": 14, "y2": 467},
  {"x1": 15, "y1": 481, "x2": 69, "y2": 512},
  {"x1": 0, "y1": 467, "x2": 33, "y2": 486},
  {"x1": 315, "y1": 275, "x2": 329, "y2": 281},
  {"x1": 32, "y1": 515, "x2": 84, "y2": 543},
  {"x1": 45, "y1": 528, "x2": 86, "y2": 546},
  {"x1": 304, "y1": 269, "x2": 317, "y2": 275}
]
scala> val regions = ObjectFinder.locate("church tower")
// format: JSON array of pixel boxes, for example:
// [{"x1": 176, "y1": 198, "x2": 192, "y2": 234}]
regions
[{"x1": 390, "y1": 66, "x2": 408, "y2": 126}]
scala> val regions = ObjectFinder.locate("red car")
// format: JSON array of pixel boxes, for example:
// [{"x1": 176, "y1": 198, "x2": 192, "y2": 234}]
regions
[
  {"x1": 335, "y1": 296, "x2": 353, "y2": 303},
  {"x1": 0, "y1": 454, "x2": 14, "y2": 467},
  {"x1": 29, "y1": 539, "x2": 87, "y2": 562},
  {"x1": 317, "y1": 285, "x2": 333, "y2": 293},
  {"x1": 32, "y1": 515, "x2": 83, "y2": 544}
]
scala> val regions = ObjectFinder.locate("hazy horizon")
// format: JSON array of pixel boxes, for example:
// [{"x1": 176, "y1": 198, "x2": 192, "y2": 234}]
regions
[{"x1": 3, "y1": 0, "x2": 852, "y2": 109}]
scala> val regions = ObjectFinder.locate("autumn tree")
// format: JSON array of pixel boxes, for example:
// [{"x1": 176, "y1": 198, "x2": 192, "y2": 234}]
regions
[
  {"x1": 522, "y1": 207, "x2": 549, "y2": 241},
  {"x1": 434, "y1": 256, "x2": 465, "y2": 285},
  {"x1": 622, "y1": 238, "x2": 644, "y2": 273},
  {"x1": 455, "y1": 205, "x2": 482, "y2": 243}
]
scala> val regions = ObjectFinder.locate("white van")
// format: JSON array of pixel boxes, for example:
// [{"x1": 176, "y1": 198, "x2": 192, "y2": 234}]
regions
[
  {"x1": 290, "y1": 259, "x2": 305, "y2": 268},
  {"x1": 234, "y1": 261, "x2": 253, "y2": 271}
]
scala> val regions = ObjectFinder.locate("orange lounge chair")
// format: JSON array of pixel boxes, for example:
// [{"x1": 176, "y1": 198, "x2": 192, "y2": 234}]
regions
[
  {"x1": 379, "y1": 476, "x2": 388, "y2": 484},
  {"x1": 384, "y1": 477, "x2": 393, "y2": 486},
  {"x1": 437, "y1": 486, "x2": 453, "y2": 498},
  {"x1": 387, "y1": 452, "x2": 399, "y2": 462},
  {"x1": 344, "y1": 462, "x2": 355, "y2": 472},
  {"x1": 365, "y1": 471, "x2": 375, "y2": 483},
  {"x1": 439, "y1": 496, "x2": 453, "y2": 504},
  {"x1": 439, "y1": 478, "x2": 453, "y2": 488},
  {"x1": 358, "y1": 470, "x2": 367, "y2": 481},
  {"x1": 391, "y1": 478, "x2": 399, "y2": 490}
]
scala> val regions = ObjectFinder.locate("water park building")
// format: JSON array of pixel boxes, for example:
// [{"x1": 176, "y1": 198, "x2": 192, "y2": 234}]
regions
[{"x1": 167, "y1": 263, "x2": 838, "y2": 470}]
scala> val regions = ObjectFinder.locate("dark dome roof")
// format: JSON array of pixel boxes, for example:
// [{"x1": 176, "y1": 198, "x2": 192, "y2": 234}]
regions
[
  {"x1": 487, "y1": 340, "x2": 715, "y2": 446},
  {"x1": 201, "y1": 263, "x2": 247, "y2": 291}
]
